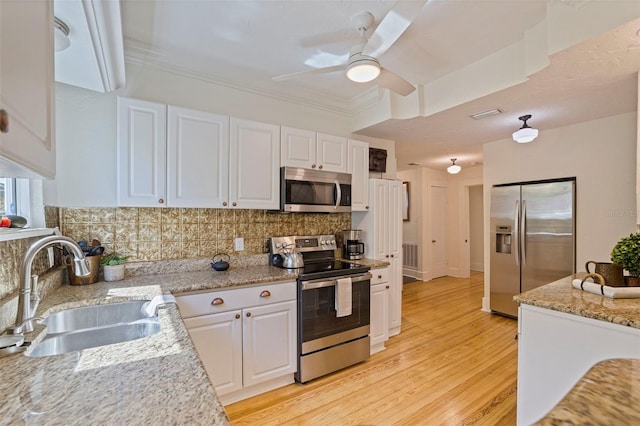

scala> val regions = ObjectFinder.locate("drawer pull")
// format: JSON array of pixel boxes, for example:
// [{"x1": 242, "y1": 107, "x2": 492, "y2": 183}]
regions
[
  {"x1": 377, "y1": 275, "x2": 382, "y2": 279},
  {"x1": 246, "y1": 312, "x2": 251, "y2": 317},
  {"x1": 211, "y1": 297, "x2": 224, "y2": 306},
  {"x1": 260, "y1": 290, "x2": 271, "y2": 298},
  {"x1": 235, "y1": 314, "x2": 240, "y2": 319}
]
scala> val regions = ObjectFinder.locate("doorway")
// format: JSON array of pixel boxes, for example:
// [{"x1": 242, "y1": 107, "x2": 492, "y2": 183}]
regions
[
  {"x1": 430, "y1": 185, "x2": 448, "y2": 279},
  {"x1": 469, "y1": 185, "x2": 484, "y2": 272}
]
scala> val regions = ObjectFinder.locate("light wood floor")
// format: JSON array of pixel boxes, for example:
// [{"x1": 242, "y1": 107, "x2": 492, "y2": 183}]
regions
[{"x1": 226, "y1": 272, "x2": 518, "y2": 425}]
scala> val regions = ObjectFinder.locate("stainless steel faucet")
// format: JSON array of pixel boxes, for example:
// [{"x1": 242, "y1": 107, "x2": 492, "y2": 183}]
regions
[{"x1": 9, "y1": 235, "x2": 90, "y2": 334}]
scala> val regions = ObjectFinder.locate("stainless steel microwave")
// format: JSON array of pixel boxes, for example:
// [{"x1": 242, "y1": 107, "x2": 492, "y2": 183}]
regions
[{"x1": 280, "y1": 167, "x2": 352, "y2": 213}]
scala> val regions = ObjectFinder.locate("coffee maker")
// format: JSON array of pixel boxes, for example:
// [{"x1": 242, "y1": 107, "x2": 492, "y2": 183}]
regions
[{"x1": 343, "y1": 230, "x2": 365, "y2": 260}]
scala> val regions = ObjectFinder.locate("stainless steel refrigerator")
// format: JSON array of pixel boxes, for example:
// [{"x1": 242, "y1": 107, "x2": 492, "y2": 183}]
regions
[{"x1": 490, "y1": 179, "x2": 575, "y2": 317}]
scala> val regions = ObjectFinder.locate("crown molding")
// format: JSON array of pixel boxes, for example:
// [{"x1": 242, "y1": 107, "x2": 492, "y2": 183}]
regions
[{"x1": 123, "y1": 38, "x2": 396, "y2": 120}]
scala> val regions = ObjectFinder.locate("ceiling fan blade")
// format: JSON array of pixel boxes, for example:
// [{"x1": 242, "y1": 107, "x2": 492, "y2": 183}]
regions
[
  {"x1": 362, "y1": 0, "x2": 427, "y2": 58},
  {"x1": 272, "y1": 65, "x2": 345, "y2": 82},
  {"x1": 376, "y1": 68, "x2": 416, "y2": 96}
]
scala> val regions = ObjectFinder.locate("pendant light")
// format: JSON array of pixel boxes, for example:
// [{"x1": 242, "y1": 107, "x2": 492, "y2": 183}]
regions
[
  {"x1": 447, "y1": 158, "x2": 461, "y2": 174},
  {"x1": 512, "y1": 114, "x2": 538, "y2": 143}
]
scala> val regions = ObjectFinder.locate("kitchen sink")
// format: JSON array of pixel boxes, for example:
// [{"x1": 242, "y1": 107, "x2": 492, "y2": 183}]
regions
[
  {"x1": 42, "y1": 301, "x2": 153, "y2": 334},
  {"x1": 26, "y1": 296, "x2": 175, "y2": 357},
  {"x1": 27, "y1": 319, "x2": 161, "y2": 357}
]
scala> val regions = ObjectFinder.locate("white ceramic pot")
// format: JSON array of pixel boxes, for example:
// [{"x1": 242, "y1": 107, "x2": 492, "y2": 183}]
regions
[{"x1": 103, "y1": 264, "x2": 125, "y2": 282}]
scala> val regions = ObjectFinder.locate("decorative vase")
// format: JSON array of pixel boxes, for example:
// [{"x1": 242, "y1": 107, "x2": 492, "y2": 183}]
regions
[{"x1": 103, "y1": 264, "x2": 125, "y2": 282}]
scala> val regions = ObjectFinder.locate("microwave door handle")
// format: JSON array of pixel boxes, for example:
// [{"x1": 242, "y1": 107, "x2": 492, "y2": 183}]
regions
[{"x1": 334, "y1": 180, "x2": 341, "y2": 210}]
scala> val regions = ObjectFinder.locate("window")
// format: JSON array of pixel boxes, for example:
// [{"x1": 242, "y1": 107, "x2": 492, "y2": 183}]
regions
[{"x1": 0, "y1": 178, "x2": 17, "y2": 216}]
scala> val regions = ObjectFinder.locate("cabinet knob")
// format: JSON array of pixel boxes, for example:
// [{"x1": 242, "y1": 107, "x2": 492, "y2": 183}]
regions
[
  {"x1": 318, "y1": 165, "x2": 323, "y2": 170},
  {"x1": 432, "y1": 240, "x2": 436, "y2": 243},
  {"x1": 366, "y1": 206, "x2": 369, "y2": 210},
  {"x1": 385, "y1": 255, "x2": 389, "y2": 258},
  {"x1": 232, "y1": 202, "x2": 237, "y2": 207},
  {"x1": 390, "y1": 254, "x2": 394, "y2": 258},
  {"x1": 235, "y1": 314, "x2": 240, "y2": 319},
  {"x1": 311, "y1": 164, "x2": 316, "y2": 168},
  {"x1": 222, "y1": 201, "x2": 228, "y2": 207},
  {"x1": 246, "y1": 312, "x2": 251, "y2": 317},
  {"x1": 260, "y1": 290, "x2": 271, "y2": 298},
  {"x1": 378, "y1": 275, "x2": 382, "y2": 279},
  {"x1": 0, "y1": 109, "x2": 8, "y2": 133},
  {"x1": 158, "y1": 198, "x2": 164, "y2": 204},
  {"x1": 211, "y1": 297, "x2": 224, "y2": 306},
  {"x1": 386, "y1": 285, "x2": 390, "y2": 289}
]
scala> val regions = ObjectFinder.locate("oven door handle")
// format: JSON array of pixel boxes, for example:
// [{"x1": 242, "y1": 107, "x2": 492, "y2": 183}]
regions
[{"x1": 300, "y1": 272, "x2": 372, "y2": 290}]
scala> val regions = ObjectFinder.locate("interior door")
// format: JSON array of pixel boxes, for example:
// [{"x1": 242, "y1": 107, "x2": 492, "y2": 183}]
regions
[{"x1": 430, "y1": 185, "x2": 448, "y2": 279}]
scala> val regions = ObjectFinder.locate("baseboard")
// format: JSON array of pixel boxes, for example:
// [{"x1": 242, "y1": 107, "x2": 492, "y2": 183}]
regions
[{"x1": 471, "y1": 262, "x2": 484, "y2": 272}]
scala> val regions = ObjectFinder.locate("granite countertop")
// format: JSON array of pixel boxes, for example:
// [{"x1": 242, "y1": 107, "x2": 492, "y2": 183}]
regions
[
  {"x1": 0, "y1": 264, "x2": 299, "y2": 425},
  {"x1": 536, "y1": 358, "x2": 640, "y2": 425},
  {"x1": 514, "y1": 275, "x2": 640, "y2": 329}
]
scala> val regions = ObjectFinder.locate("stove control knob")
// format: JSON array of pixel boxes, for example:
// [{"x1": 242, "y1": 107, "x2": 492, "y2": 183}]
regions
[
  {"x1": 330, "y1": 239, "x2": 336, "y2": 245},
  {"x1": 275, "y1": 242, "x2": 282, "y2": 249}
]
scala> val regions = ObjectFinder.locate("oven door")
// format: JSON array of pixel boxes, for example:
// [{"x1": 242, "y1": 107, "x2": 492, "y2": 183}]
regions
[{"x1": 298, "y1": 272, "x2": 371, "y2": 355}]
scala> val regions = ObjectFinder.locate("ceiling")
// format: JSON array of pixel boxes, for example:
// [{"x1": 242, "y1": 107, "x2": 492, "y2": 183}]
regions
[{"x1": 58, "y1": 1, "x2": 640, "y2": 172}]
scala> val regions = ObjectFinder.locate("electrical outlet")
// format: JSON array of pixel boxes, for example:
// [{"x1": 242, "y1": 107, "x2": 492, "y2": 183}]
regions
[{"x1": 234, "y1": 237, "x2": 244, "y2": 251}]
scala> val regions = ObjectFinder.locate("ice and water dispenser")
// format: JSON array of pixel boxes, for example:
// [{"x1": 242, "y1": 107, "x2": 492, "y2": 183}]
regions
[{"x1": 495, "y1": 225, "x2": 512, "y2": 254}]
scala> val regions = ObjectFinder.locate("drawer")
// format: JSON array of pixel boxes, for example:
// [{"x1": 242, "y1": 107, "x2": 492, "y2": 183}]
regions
[
  {"x1": 177, "y1": 281, "x2": 297, "y2": 318},
  {"x1": 370, "y1": 267, "x2": 389, "y2": 285}
]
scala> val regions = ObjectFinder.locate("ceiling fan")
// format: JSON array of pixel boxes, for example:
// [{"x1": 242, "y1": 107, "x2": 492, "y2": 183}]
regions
[{"x1": 272, "y1": 1, "x2": 427, "y2": 97}]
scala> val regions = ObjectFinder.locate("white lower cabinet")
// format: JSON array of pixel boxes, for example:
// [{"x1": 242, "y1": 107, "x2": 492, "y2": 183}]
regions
[
  {"x1": 517, "y1": 304, "x2": 640, "y2": 425},
  {"x1": 177, "y1": 282, "x2": 297, "y2": 405},
  {"x1": 370, "y1": 267, "x2": 389, "y2": 354}
]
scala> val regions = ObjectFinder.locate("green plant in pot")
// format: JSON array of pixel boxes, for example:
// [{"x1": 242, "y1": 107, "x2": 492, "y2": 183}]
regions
[
  {"x1": 610, "y1": 233, "x2": 640, "y2": 286},
  {"x1": 100, "y1": 253, "x2": 129, "y2": 282}
]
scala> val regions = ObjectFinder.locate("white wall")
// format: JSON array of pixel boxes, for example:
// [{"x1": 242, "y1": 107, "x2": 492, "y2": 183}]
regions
[
  {"x1": 469, "y1": 185, "x2": 484, "y2": 272},
  {"x1": 47, "y1": 62, "x2": 395, "y2": 206},
  {"x1": 482, "y1": 112, "x2": 637, "y2": 311}
]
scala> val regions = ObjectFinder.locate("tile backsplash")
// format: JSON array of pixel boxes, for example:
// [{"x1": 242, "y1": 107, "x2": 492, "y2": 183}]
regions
[{"x1": 59, "y1": 207, "x2": 351, "y2": 262}]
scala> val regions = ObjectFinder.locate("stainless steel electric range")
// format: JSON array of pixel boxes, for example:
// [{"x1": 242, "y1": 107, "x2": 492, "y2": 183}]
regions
[{"x1": 269, "y1": 235, "x2": 371, "y2": 383}]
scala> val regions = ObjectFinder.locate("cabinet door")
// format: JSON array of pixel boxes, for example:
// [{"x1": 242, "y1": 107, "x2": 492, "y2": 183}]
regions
[
  {"x1": 0, "y1": 0, "x2": 55, "y2": 179},
  {"x1": 167, "y1": 106, "x2": 229, "y2": 207},
  {"x1": 369, "y1": 179, "x2": 389, "y2": 260},
  {"x1": 229, "y1": 118, "x2": 280, "y2": 209},
  {"x1": 183, "y1": 310, "x2": 243, "y2": 396},
  {"x1": 388, "y1": 180, "x2": 403, "y2": 334},
  {"x1": 316, "y1": 133, "x2": 347, "y2": 172},
  {"x1": 370, "y1": 282, "x2": 389, "y2": 353},
  {"x1": 348, "y1": 139, "x2": 369, "y2": 211},
  {"x1": 242, "y1": 300, "x2": 297, "y2": 387},
  {"x1": 280, "y1": 126, "x2": 315, "y2": 169},
  {"x1": 117, "y1": 97, "x2": 167, "y2": 207}
]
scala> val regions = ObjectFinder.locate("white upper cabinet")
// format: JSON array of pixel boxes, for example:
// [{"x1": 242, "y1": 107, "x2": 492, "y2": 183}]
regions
[
  {"x1": 348, "y1": 139, "x2": 369, "y2": 211},
  {"x1": 229, "y1": 118, "x2": 280, "y2": 209},
  {"x1": 316, "y1": 133, "x2": 348, "y2": 172},
  {"x1": 280, "y1": 126, "x2": 315, "y2": 169},
  {"x1": 117, "y1": 98, "x2": 167, "y2": 207},
  {"x1": 281, "y1": 126, "x2": 347, "y2": 172},
  {"x1": 0, "y1": 0, "x2": 55, "y2": 179},
  {"x1": 118, "y1": 97, "x2": 279, "y2": 209},
  {"x1": 167, "y1": 106, "x2": 229, "y2": 208}
]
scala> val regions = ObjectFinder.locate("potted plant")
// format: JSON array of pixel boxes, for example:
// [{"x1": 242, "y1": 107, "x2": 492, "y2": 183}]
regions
[
  {"x1": 101, "y1": 253, "x2": 129, "y2": 282},
  {"x1": 610, "y1": 233, "x2": 640, "y2": 286}
]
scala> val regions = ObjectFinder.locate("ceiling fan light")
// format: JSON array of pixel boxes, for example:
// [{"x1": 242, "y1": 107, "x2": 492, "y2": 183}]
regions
[
  {"x1": 512, "y1": 127, "x2": 538, "y2": 143},
  {"x1": 346, "y1": 58, "x2": 380, "y2": 83},
  {"x1": 447, "y1": 158, "x2": 461, "y2": 174},
  {"x1": 54, "y1": 17, "x2": 71, "y2": 52}
]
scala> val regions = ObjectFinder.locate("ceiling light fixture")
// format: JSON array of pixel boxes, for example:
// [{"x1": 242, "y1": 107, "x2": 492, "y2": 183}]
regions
[
  {"x1": 54, "y1": 17, "x2": 71, "y2": 52},
  {"x1": 346, "y1": 55, "x2": 381, "y2": 82},
  {"x1": 447, "y1": 158, "x2": 461, "y2": 174},
  {"x1": 512, "y1": 114, "x2": 539, "y2": 143}
]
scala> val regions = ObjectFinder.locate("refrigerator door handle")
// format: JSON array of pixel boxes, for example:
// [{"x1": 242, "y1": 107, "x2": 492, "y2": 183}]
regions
[
  {"x1": 522, "y1": 200, "x2": 527, "y2": 265},
  {"x1": 514, "y1": 200, "x2": 520, "y2": 266}
]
